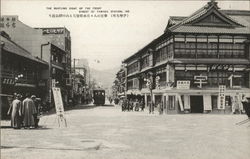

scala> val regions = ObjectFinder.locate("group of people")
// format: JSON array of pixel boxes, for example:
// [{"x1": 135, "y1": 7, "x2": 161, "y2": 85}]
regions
[
  {"x1": 121, "y1": 99, "x2": 145, "y2": 112},
  {"x1": 7, "y1": 93, "x2": 40, "y2": 129}
]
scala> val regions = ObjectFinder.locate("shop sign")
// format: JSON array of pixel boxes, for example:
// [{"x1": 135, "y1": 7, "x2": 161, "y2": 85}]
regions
[
  {"x1": 2, "y1": 78, "x2": 15, "y2": 85},
  {"x1": 52, "y1": 87, "x2": 65, "y2": 116},
  {"x1": 42, "y1": 28, "x2": 64, "y2": 35},
  {"x1": 0, "y1": 16, "x2": 17, "y2": 28},
  {"x1": 209, "y1": 64, "x2": 232, "y2": 71},
  {"x1": 218, "y1": 85, "x2": 226, "y2": 109},
  {"x1": 177, "y1": 81, "x2": 190, "y2": 89},
  {"x1": 194, "y1": 75, "x2": 207, "y2": 88}
]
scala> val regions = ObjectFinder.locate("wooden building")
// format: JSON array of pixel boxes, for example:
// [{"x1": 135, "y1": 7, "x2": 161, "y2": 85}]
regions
[
  {"x1": 123, "y1": 1, "x2": 250, "y2": 114},
  {"x1": 0, "y1": 31, "x2": 49, "y2": 118},
  {"x1": 0, "y1": 15, "x2": 72, "y2": 107}
]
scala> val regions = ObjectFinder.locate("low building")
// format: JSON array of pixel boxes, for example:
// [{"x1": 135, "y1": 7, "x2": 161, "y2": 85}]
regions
[
  {"x1": 123, "y1": 0, "x2": 250, "y2": 114},
  {"x1": 0, "y1": 16, "x2": 72, "y2": 107},
  {"x1": 0, "y1": 31, "x2": 49, "y2": 118}
]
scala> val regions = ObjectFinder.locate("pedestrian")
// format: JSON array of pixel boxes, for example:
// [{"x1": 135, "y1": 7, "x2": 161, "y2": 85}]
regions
[
  {"x1": 22, "y1": 93, "x2": 37, "y2": 129},
  {"x1": 31, "y1": 95, "x2": 40, "y2": 128},
  {"x1": 140, "y1": 100, "x2": 145, "y2": 111},
  {"x1": 135, "y1": 99, "x2": 139, "y2": 111},
  {"x1": 232, "y1": 95, "x2": 240, "y2": 114},
  {"x1": 7, "y1": 94, "x2": 22, "y2": 129},
  {"x1": 241, "y1": 95, "x2": 250, "y2": 119},
  {"x1": 158, "y1": 102, "x2": 163, "y2": 115}
]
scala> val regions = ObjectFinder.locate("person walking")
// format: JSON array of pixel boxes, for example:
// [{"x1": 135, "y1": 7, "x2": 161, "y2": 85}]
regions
[
  {"x1": 7, "y1": 94, "x2": 22, "y2": 129},
  {"x1": 22, "y1": 93, "x2": 37, "y2": 128},
  {"x1": 31, "y1": 95, "x2": 40, "y2": 128},
  {"x1": 241, "y1": 95, "x2": 250, "y2": 119}
]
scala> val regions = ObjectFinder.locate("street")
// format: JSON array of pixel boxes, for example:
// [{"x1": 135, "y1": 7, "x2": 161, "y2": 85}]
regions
[{"x1": 1, "y1": 104, "x2": 250, "y2": 159}]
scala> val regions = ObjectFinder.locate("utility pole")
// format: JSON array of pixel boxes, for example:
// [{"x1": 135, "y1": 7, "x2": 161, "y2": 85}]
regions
[{"x1": 144, "y1": 71, "x2": 154, "y2": 114}]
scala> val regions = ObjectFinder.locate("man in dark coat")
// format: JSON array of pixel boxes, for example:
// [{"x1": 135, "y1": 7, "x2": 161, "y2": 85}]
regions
[
  {"x1": 22, "y1": 93, "x2": 37, "y2": 128},
  {"x1": 241, "y1": 95, "x2": 250, "y2": 119},
  {"x1": 31, "y1": 95, "x2": 40, "y2": 128}
]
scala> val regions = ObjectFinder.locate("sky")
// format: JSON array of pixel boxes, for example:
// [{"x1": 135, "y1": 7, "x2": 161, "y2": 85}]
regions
[{"x1": 1, "y1": 0, "x2": 250, "y2": 70}]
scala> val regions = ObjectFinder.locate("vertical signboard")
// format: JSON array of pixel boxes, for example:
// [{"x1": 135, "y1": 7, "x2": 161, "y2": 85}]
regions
[
  {"x1": 218, "y1": 85, "x2": 226, "y2": 109},
  {"x1": 52, "y1": 87, "x2": 65, "y2": 115}
]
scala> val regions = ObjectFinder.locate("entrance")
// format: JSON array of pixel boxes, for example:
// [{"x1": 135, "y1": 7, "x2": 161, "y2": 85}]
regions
[{"x1": 190, "y1": 96, "x2": 204, "y2": 113}]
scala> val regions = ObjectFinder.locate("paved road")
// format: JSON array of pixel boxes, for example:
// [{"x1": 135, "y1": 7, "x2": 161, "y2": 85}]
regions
[{"x1": 1, "y1": 104, "x2": 250, "y2": 159}]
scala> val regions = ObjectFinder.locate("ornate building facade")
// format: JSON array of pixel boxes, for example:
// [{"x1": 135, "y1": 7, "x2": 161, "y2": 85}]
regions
[{"x1": 123, "y1": 1, "x2": 250, "y2": 114}]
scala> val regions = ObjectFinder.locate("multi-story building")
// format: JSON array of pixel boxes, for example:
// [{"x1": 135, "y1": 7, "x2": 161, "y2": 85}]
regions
[
  {"x1": 0, "y1": 31, "x2": 49, "y2": 118},
  {"x1": 123, "y1": 0, "x2": 250, "y2": 114},
  {"x1": 72, "y1": 58, "x2": 91, "y2": 104},
  {"x1": 114, "y1": 66, "x2": 126, "y2": 98},
  {"x1": 0, "y1": 16, "x2": 72, "y2": 107}
]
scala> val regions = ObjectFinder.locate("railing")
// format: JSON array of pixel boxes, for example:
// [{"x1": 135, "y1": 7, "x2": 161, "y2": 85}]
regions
[{"x1": 51, "y1": 61, "x2": 64, "y2": 68}]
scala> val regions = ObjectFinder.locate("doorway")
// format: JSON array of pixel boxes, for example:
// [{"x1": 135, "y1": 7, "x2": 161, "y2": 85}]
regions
[{"x1": 190, "y1": 96, "x2": 204, "y2": 113}]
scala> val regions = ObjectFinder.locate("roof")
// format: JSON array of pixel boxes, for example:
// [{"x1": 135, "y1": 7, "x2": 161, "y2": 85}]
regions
[
  {"x1": 123, "y1": 34, "x2": 166, "y2": 63},
  {"x1": 124, "y1": 0, "x2": 250, "y2": 64},
  {"x1": 167, "y1": 1, "x2": 250, "y2": 34},
  {"x1": 1, "y1": 34, "x2": 48, "y2": 65}
]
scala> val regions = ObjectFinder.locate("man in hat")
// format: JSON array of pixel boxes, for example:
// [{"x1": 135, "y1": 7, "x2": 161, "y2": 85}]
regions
[
  {"x1": 31, "y1": 95, "x2": 40, "y2": 128},
  {"x1": 22, "y1": 93, "x2": 37, "y2": 128},
  {"x1": 7, "y1": 94, "x2": 22, "y2": 129}
]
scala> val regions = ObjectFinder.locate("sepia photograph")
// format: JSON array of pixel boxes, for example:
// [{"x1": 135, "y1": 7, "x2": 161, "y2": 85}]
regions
[{"x1": 1, "y1": 0, "x2": 250, "y2": 159}]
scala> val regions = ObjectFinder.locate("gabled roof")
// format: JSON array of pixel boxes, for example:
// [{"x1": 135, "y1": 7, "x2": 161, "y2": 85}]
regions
[
  {"x1": 167, "y1": 16, "x2": 186, "y2": 28},
  {"x1": 1, "y1": 33, "x2": 48, "y2": 65},
  {"x1": 165, "y1": 0, "x2": 249, "y2": 34}
]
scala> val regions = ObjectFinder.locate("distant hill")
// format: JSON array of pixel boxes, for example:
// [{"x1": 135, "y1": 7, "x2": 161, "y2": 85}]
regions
[{"x1": 90, "y1": 67, "x2": 120, "y2": 89}]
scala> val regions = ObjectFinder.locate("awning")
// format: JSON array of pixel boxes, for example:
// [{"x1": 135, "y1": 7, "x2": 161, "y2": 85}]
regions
[{"x1": 126, "y1": 89, "x2": 142, "y2": 95}]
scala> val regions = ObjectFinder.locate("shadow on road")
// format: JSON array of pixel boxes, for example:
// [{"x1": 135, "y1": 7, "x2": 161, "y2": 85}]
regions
[
  {"x1": 71, "y1": 105, "x2": 99, "y2": 110},
  {"x1": 1, "y1": 143, "x2": 107, "y2": 151},
  {"x1": 0, "y1": 125, "x2": 52, "y2": 130},
  {"x1": 70, "y1": 104, "x2": 115, "y2": 110},
  {"x1": 101, "y1": 104, "x2": 114, "y2": 107},
  {"x1": 0, "y1": 126, "x2": 12, "y2": 129}
]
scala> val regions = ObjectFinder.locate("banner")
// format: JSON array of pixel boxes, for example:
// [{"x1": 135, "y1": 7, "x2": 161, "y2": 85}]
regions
[
  {"x1": 218, "y1": 85, "x2": 226, "y2": 109},
  {"x1": 52, "y1": 87, "x2": 65, "y2": 115}
]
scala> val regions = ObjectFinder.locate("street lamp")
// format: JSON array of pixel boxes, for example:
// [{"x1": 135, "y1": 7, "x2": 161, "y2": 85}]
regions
[{"x1": 14, "y1": 74, "x2": 24, "y2": 82}]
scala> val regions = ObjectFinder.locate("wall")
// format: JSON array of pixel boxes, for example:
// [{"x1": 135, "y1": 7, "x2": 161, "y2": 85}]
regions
[{"x1": 1, "y1": 16, "x2": 49, "y2": 62}]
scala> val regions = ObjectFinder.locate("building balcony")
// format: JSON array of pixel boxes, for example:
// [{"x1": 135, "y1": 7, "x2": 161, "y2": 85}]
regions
[{"x1": 51, "y1": 61, "x2": 64, "y2": 70}]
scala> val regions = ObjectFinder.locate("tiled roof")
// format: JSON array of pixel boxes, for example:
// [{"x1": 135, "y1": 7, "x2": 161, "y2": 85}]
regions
[
  {"x1": 172, "y1": 25, "x2": 250, "y2": 34},
  {"x1": 1, "y1": 35, "x2": 48, "y2": 65},
  {"x1": 171, "y1": 13, "x2": 250, "y2": 34},
  {"x1": 168, "y1": 1, "x2": 250, "y2": 34}
]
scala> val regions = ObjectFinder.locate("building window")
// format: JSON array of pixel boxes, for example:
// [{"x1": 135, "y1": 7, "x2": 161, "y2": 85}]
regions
[
  {"x1": 174, "y1": 34, "x2": 246, "y2": 59},
  {"x1": 127, "y1": 61, "x2": 139, "y2": 75},
  {"x1": 155, "y1": 45, "x2": 169, "y2": 63},
  {"x1": 141, "y1": 55, "x2": 150, "y2": 69},
  {"x1": 156, "y1": 67, "x2": 166, "y2": 86},
  {"x1": 127, "y1": 80, "x2": 133, "y2": 90}
]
